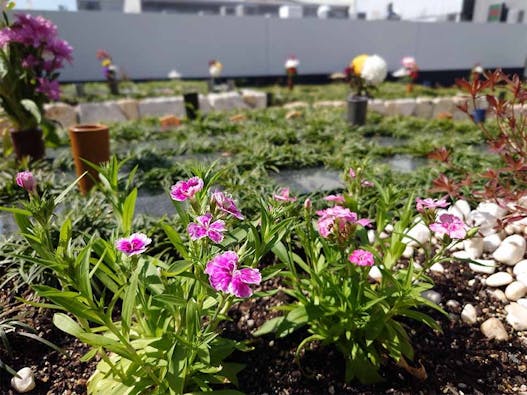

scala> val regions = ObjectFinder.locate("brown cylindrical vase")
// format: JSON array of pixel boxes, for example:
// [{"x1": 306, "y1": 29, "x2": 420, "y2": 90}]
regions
[
  {"x1": 68, "y1": 124, "x2": 110, "y2": 195},
  {"x1": 406, "y1": 83, "x2": 414, "y2": 94},
  {"x1": 10, "y1": 128, "x2": 45, "y2": 161}
]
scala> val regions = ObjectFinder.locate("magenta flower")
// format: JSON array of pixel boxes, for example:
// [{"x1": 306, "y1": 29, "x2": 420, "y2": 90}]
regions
[
  {"x1": 115, "y1": 233, "x2": 152, "y2": 256},
  {"x1": 415, "y1": 197, "x2": 450, "y2": 213},
  {"x1": 187, "y1": 213, "x2": 226, "y2": 243},
  {"x1": 273, "y1": 188, "x2": 297, "y2": 202},
  {"x1": 36, "y1": 78, "x2": 60, "y2": 100},
  {"x1": 324, "y1": 194, "x2": 345, "y2": 204},
  {"x1": 349, "y1": 249, "x2": 375, "y2": 267},
  {"x1": 316, "y1": 206, "x2": 371, "y2": 239},
  {"x1": 212, "y1": 191, "x2": 244, "y2": 220},
  {"x1": 348, "y1": 168, "x2": 356, "y2": 179},
  {"x1": 205, "y1": 251, "x2": 262, "y2": 298},
  {"x1": 170, "y1": 176, "x2": 204, "y2": 201},
  {"x1": 15, "y1": 170, "x2": 36, "y2": 193},
  {"x1": 361, "y1": 180, "x2": 374, "y2": 187},
  {"x1": 429, "y1": 214, "x2": 467, "y2": 239}
]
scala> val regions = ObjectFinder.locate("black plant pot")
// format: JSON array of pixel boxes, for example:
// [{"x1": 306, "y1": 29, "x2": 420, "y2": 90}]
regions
[
  {"x1": 266, "y1": 92, "x2": 274, "y2": 107},
  {"x1": 10, "y1": 128, "x2": 45, "y2": 161},
  {"x1": 108, "y1": 80, "x2": 119, "y2": 95},
  {"x1": 347, "y1": 95, "x2": 368, "y2": 126},
  {"x1": 183, "y1": 92, "x2": 200, "y2": 120}
]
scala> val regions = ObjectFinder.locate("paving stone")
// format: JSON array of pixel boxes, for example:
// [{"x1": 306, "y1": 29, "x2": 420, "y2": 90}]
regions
[
  {"x1": 138, "y1": 96, "x2": 186, "y2": 118},
  {"x1": 78, "y1": 101, "x2": 127, "y2": 124},
  {"x1": 272, "y1": 168, "x2": 343, "y2": 194}
]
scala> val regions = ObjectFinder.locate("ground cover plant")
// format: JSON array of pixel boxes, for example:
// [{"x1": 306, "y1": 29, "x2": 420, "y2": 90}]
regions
[{"x1": 1, "y1": 84, "x2": 526, "y2": 394}]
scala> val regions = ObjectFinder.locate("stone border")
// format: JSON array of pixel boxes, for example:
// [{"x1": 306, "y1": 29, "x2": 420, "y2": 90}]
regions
[{"x1": 44, "y1": 89, "x2": 267, "y2": 128}]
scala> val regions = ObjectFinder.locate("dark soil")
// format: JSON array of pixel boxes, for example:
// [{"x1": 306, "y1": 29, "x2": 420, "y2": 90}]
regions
[{"x1": 1, "y1": 260, "x2": 526, "y2": 394}]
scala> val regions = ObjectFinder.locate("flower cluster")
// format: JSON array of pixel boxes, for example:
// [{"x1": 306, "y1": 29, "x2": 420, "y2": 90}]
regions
[
  {"x1": 96, "y1": 49, "x2": 118, "y2": 82},
  {"x1": 0, "y1": 12, "x2": 72, "y2": 128},
  {"x1": 316, "y1": 205, "x2": 371, "y2": 242},
  {"x1": 392, "y1": 56, "x2": 419, "y2": 82},
  {"x1": 208, "y1": 60, "x2": 223, "y2": 78},
  {"x1": 429, "y1": 213, "x2": 467, "y2": 240},
  {"x1": 348, "y1": 249, "x2": 375, "y2": 267},
  {"x1": 346, "y1": 54, "x2": 387, "y2": 97},
  {"x1": 170, "y1": 176, "x2": 203, "y2": 201},
  {"x1": 284, "y1": 55, "x2": 299, "y2": 75}
]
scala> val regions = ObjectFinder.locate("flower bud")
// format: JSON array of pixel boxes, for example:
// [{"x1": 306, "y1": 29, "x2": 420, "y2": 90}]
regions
[{"x1": 16, "y1": 171, "x2": 36, "y2": 193}]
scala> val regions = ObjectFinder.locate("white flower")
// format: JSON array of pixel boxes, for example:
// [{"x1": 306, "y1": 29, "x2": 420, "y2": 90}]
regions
[
  {"x1": 473, "y1": 65, "x2": 484, "y2": 74},
  {"x1": 360, "y1": 55, "x2": 387, "y2": 86},
  {"x1": 209, "y1": 63, "x2": 222, "y2": 78},
  {"x1": 392, "y1": 67, "x2": 409, "y2": 78},
  {"x1": 168, "y1": 69, "x2": 181, "y2": 79},
  {"x1": 402, "y1": 56, "x2": 416, "y2": 69},
  {"x1": 285, "y1": 58, "x2": 299, "y2": 69}
]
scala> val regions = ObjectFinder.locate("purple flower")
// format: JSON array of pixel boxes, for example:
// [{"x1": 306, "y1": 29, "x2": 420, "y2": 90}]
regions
[
  {"x1": 273, "y1": 188, "x2": 297, "y2": 202},
  {"x1": 212, "y1": 191, "x2": 244, "y2": 220},
  {"x1": 115, "y1": 233, "x2": 152, "y2": 256},
  {"x1": 170, "y1": 176, "x2": 204, "y2": 201},
  {"x1": 15, "y1": 171, "x2": 36, "y2": 193},
  {"x1": 324, "y1": 194, "x2": 345, "y2": 204},
  {"x1": 316, "y1": 206, "x2": 371, "y2": 239},
  {"x1": 205, "y1": 251, "x2": 261, "y2": 298},
  {"x1": 36, "y1": 78, "x2": 60, "y2": 100},
  {"x1": 415, "y1": 197, "x2": 450, "y2": 213},
  {"x1": 187, "y1": 213, "x2": 226, "y2": 243},
  {"x1": 349, "y1": 249, "x2": 375, "y2": 267},
  {"x1": 429, "y1": 214, "x2": 467, "y2": 239}
]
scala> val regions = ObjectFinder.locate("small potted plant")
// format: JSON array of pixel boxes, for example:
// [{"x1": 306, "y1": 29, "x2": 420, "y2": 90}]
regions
[
  {"x1": 208, "y1": 59, "x2": 223, "y2": 92},
  {"x1": 393, "y1": 56, "x2": 419, "y2": 93},
  {"x1": 345, "y1": 54, "x2": 387, "y2": 126},
  {"x1": 0, "y1": 4, "x2": 73, "y2": 160},
  {"x1": 284, "y1": 55, "x2": 299, "y2": 91},
  {"x1": 96, "y1": 49, "x2": 119, "y2": 95}
]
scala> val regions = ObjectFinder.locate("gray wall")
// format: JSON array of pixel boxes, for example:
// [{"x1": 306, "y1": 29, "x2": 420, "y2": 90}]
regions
[{"x1": 23, "y1": 10, "x2": 527, "y2": 81}]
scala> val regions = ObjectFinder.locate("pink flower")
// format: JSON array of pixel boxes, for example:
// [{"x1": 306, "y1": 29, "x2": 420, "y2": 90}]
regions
[
  {"x1": 212, "y1": 191, "x2": 244, "y2": 220},
  {"x1": 348, "y1": 168, "x2": 356, "y2": 179},
  {"x1": 36, "y1": 78, "x2": 60, "y2": 100},
  {"x1": 16, "y1": 171, "x2": 36, "y2": 193},
  {"x1": 187, "y1": 213, "x2": 226, "y2": 243},
  {"x1": 303, "y1": 198, "x2": 312, "y2": 210},
  {"x1": 205, "y1": 251, "x2": 261, "y2": 298},
  {"x1": 170, "y1": 176, "x2": 204, "y2": 201},
  {"x1": 361, "y1": 180, "x2": 374, "y2": 187},
  {"x1": 316, "y1": 206, "x2": 371, "y2": 239},
  {"x1": 115, "y1": 233, "x2": 152, "y2": 256},
  {"x1": 273, "y1": 188, "x2": 297, "y2": 202},
  {"x1": 324, "y1": 194, "x2": 345, "y2": 204},
  {"x1": 415, "y1": 197, "x2": 450, "y2": 213},
  {"x1": 429, "y1": 214, "x2": 467, "y2": 239},
  {"x1": 349, "y1": 249, "x2": 375, "y2": 267}
]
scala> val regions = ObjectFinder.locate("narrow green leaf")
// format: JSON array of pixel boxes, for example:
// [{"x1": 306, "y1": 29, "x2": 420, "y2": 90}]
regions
[{"x1": 20, "y1": 99, "x2": 41, "y2": 124}]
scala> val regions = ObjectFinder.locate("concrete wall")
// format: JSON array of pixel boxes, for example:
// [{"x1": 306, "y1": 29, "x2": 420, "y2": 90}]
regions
[{"x1": 22, "y1": 10, "x2": 527, "y2": 81}]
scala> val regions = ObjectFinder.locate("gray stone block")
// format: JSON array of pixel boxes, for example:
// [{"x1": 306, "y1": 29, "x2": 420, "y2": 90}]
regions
[
  {"x1": 414, "y1": 97, "x2": 433, "y2": 119},
  {"x1": 78, "y1": 101, "x2": 127, "y2": 124},
  {"x1": 208, "y1": 92, "x2": 248, "y2": 112},
  {"x1": 241, "y1": 89, "x2": 267, "y2": 109},
  {"x1": 44, "y1": 102, "x2": 77, "y2": 128},
  {"x1": 116, "y1": 99, "x2": 139, "y2": 120},
  {"x1": 138, "y1": 96, "x2": 185, "y2": 118}
]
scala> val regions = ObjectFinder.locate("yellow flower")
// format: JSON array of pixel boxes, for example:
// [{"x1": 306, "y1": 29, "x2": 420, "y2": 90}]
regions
[
  {"x1": 101, "y1": 59, "x2": 111, "y2": 67},
  {"x1": 351, "y1": 54, "x2": 369, "y2": 76}
]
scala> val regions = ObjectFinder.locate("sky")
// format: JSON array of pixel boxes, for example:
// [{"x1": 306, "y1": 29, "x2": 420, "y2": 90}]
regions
[{"x1": 14, "y1": 0, "x2": 78, "y2": 11}]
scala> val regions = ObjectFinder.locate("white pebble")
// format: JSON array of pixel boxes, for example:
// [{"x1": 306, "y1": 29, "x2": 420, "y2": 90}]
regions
[
  {"x1": 513, "y1": 260, "x2": 527, "y2": 276},
  {"x1": 485, "y1": 272, "x2": 514, "y2": 287},
  {"x1": 461, "y1": 304, "x2": 477, "y2": 325},
  {"x1": 464, "y1": 237, "x2": 484, "y2": 259},
  {"x1": 421, "y1": 290, "x2": 441, "y2": 305},
  {"x1": 367, "y1": 229, "x2": 376, "y2": 244},
  {"x1": 453, "y1": 200, "x2": 471, "y2": 220},
  {"x1": 483, "y1": 233, "x2": 502, "y2": 253},
  {"x1": 467, "y1": 210, "x2": 497, "y2": 236},
  {"x1": 492, "y1": 234, "x2": 526, "y2": 266},
  {"x1": 505, "y1": 302, "x2": 527, "y2": 330},
  {"x1": 446, "y1": 299, "x2": 461, "y2": 310},
  {"x1": 448, "y1": 205, "x2": 465, "y2": 220},
  {"x1": 379, "y1": 231, "x2": 390, "y2": 239},
  {"x1": 469, "y1": 259, "x2": 496, "y2": 275},
  {"x1": 368, "y1": 266, "x2": 382, "y2": 282},
  {"x1": 477, "y1": 202, "x2": 508, "y2": 219},
  {"x1": 516, "y1": 273, "x2": 527, "y2": 287},
  {"x1": 452, "y1": 250, "x2": 471, "y2": 260},
  {"x1": 403, "y1": 223, "x2": 431, "y2": 247},
  {"x1": 467, "y1": 279, "x2": 476, "y2": 287},
  {"x1": 517, "y1": 298, "x2": 527, "y2": 309},
  {"x1": 430, "y1": 262, "x2": 445, "y2": 274},
  {"x1": 489, "y1": 289, "x2": 508, "y2": 303},
  {"x1": 402, "y1": 245, "x2": 414, "y2": 259},
  {"x1": 385, "y1": 224, "x2": 394, "y2": 233},
  {"x1": 11, "y1": 367, "x2": 36, "y2": 393},
  {"x1": 505, "y1": 281, "x2": 527, "y2": 301},
  {"x1": 480, "y1": 318, "x2": 509, "y2": 341}
]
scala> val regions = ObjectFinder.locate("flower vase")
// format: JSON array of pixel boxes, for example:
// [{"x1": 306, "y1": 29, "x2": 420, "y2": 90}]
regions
[
  {"x1": 108, "y1": 80, "x2": 119, "y2": 95},
  {"x1": 10, "y1": 128, "x2": 45, "y2": 161},
  {"x1": 472, "y1": 108, "x2": 486, "y2": 124},
  {"x1": 406, "y1": 83, "x2": 414, "y2": 94},
  {"x1": 287, "y1": 75, "x2": 294, "y2": 91},
  {"x1": 347, "y1": 94, "x2": 368, "y2": 126},
  {"x1": 183, "y1": 92, "x2": 200, "y2": 120},
  {"x1": 68, "y1": 124, "x2": 110, "y2": 195}
]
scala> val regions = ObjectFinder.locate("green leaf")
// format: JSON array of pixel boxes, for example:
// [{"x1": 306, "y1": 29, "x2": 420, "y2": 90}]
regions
[
  {"x1": 121, "y1": 188, "x2": 137, "y2": 234},
  {"x1": 0, "y1": 206, "x2": 31, "y2": 216},
  {"x1": 54, "y1": 172, "x2": 87, "y2": 205},
  {"x1": 20, "y1": 99, "x2": 41, "y2": 124},
  {"x1": 121, "y1": 265, "x2": 140, "y2": 333},
  {"x1": 162, "y1": 223, "x2": 190, "y2": 260},
  {"x1": 252, "y1": 316, "x2": 285, "y2": 336}
]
